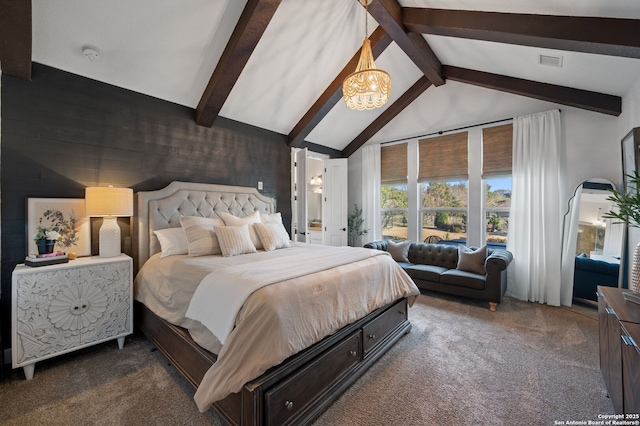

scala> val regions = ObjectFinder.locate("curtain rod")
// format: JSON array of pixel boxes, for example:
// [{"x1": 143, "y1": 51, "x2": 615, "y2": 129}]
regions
[{"x1": 380, "y1": 109, "x2": 561, "y2": 146}]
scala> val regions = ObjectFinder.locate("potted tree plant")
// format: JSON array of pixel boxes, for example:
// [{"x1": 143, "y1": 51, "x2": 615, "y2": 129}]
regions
[
  {"x1": 347, "y1": 204, "x2": 368, "y2": 247},
  {"x1": 603, "y1": 171, "x2": 640, "y2": 302}
]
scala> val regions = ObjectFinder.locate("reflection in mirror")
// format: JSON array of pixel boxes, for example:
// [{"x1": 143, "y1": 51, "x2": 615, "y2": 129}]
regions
[{"x1": 562, "y1": 179, "x2": 624, "y2": 305}]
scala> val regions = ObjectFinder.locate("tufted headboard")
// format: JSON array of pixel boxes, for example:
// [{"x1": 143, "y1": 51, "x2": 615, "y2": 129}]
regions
[{"x1": 134, "y1": 181, "x2": 275, "y2": 270}]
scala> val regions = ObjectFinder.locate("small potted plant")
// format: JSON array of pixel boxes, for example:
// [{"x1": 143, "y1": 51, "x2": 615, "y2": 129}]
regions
[{"x1": 33, "y1": 227, "x2": 62, "y2": 255}]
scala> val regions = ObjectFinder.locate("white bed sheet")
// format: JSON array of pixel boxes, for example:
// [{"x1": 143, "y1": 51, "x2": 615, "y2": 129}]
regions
[{"x1": 134, "y1": 242, "x2": 420, "y2": 411}]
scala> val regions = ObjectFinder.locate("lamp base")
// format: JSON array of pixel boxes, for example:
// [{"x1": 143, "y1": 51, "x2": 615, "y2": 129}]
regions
[{"x1": 99, "y1": 217, "x2": 121, "y2": 258}]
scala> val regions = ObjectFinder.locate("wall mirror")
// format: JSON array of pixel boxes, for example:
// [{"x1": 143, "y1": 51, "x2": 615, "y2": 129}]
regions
[{"x1": 562, "y1": 179, "x2": 624, "y2": 302}]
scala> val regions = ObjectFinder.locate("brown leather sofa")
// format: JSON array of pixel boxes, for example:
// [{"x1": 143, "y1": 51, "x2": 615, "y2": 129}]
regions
[{"x1": 364, "y1": 241, "x2": 513, "y2": 311}]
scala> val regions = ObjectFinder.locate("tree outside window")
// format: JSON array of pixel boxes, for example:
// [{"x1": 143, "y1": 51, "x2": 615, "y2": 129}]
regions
[
  {"x1": 381, "y1": 184, "x2": 408, "y2": 241},
  {"x1": 421, "y1": 181, "x2": 467, "y2": 243}
]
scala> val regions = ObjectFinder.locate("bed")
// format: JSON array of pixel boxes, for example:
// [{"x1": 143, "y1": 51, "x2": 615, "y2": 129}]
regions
[{"x1": 133, "y1": 181, "x2": 420, "y2": 425}]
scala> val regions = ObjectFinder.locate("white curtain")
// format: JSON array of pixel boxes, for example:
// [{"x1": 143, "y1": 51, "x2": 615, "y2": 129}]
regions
[
  {"x1": 362, "y1": 144, "x2": 381, "y2": 242},
  {"x1": 560, "y1": 184, "x2": 582, "y2": 307},
  {"x1": 506, "y1": 109, "x2": 565, "y2": 305}
]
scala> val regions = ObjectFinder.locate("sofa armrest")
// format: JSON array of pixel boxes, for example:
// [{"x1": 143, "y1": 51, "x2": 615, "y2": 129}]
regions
[
  {"x1": 363, "y1": 240, "x2": 388, "y2": 251},
  {"x1": 485, "y1": 249, "x2": 513, "y2": 274}
]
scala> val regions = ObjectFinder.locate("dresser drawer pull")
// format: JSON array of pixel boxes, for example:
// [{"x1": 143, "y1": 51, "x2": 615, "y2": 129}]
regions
[
  {"x1": 621, "y1": 335, "x2": 638, "y2": 348},
  {"x1": 596, "y1": 291, "x2": 604, "y2": 298},
  {"x1": 285, "y1": 401, "x2": 294, "y2": 410},
  {"x1": 368, "y1": 334, "x2": 376, "y2": 340},
  {"x1": 349, "y1": 350, "x2": 357, "y2": 358},
  {"x1": 605, "y1": 307, "x2": 615, "y2": 315}
]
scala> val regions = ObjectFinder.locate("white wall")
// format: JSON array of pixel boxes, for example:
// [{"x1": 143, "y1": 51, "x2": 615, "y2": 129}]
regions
[{"x1": 617, "y1": 74, "x2": 640, "y2": 287}]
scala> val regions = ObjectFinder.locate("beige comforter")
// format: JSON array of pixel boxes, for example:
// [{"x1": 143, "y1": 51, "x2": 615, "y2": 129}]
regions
[{"x1": 134, "y1": 244, "x2": 419, "y2": 412}]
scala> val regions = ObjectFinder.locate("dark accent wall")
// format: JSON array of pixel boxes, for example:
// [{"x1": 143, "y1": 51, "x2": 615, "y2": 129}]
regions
[{"x1": 0, "y1": 63, "x2": 299, "y2": 357}]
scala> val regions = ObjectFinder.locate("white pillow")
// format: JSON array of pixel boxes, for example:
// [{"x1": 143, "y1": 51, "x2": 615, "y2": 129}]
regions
[
  {"x1": 261, "y1": 212, "x2": 282, "y2": 224},
  {"x1": 254, "y1": 222, "x2": 291, "y2": 251},
  {"x1": 215, "y1": 225, "x2": 257, "y2": 257},
  {"x1": 219, "y1": 211, "x2": 263, "y2": 250},
  {"x1": 180, "y1": 216, "x2": 225, "y2": 256},
  {"x1": 154, "y1": 228, "x2": 189, "y2": 257}
]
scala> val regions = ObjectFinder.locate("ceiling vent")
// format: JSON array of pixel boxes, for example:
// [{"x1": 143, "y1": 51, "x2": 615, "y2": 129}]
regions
[{"x1": 539, "y1": 54, "x2": 563, "y2": 68}]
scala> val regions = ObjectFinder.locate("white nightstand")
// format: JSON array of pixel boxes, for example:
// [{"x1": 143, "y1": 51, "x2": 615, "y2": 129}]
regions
[{"x1": 11, "y1": 254, "x2": 133, "y2": 380}]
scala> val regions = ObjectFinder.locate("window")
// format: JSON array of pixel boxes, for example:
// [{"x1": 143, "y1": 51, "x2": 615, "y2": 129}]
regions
[
  {"x1": 381, "y1": 184, "x2": 408, "y2": 241},
  {"x1": 381, "y1": 143, "x2": 408, "y2": 241},
  {"x1": 485, "y1": 177, "x2": 511, "y2": 245},
  {"x1": 421, "y1": 181, "x2": 467, "y2": 243},
  {"x1": 375, "y1": 123, "x2": 513, "y2": 247},
  {"x1": 483, "y1": 124, "x2": 513, "y2": 246},
  {"x1": 419, "y1": 132, "x2": 468, "y2": 244}
]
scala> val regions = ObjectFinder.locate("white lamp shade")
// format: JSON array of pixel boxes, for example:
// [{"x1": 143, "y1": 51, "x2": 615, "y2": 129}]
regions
[{"x1": 85, "y1": 187, "x2": 133, "y2": 217}]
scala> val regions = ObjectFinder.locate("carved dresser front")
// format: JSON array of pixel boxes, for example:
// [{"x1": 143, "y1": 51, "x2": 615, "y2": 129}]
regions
[{"x1": 11, "y1": 254, "x2": 133, "y2": 380}]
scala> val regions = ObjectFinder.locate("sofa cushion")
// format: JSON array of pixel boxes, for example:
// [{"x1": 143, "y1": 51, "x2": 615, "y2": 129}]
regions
[
  {"x1": 387, "y1": 240, "x2": 411, "y2": 262},
  {"x1": 457, "y1": 245, "x2": 487, "y2": 275},
  {"x1": 440, "y1": 269, "x2": 486, "y2": 290},
  {"x1": 405, "y1": 264, "x2": 449, "y2": 282}
]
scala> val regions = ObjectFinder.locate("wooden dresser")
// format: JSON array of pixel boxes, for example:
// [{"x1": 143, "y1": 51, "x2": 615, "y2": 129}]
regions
[{"x1": 597, "y1": 286, "x2": 640, "y2": 414}]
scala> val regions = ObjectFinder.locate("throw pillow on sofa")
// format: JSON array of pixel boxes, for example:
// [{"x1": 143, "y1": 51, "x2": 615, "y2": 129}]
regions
[
  {"x1": 457, "y1": 245, "x2": 487, "y2": 275},
  {"x1": 387, "y1": 240, "x2": 411, "y2": 262}
]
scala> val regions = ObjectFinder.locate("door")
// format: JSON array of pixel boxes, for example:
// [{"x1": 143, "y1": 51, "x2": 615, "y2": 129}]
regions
[
  {"x1": 292, "y1": 148, "x2": 308, "y2": 243},
  {"x1": 323, "y1": 158, "x2": 348, "y2": 246}
]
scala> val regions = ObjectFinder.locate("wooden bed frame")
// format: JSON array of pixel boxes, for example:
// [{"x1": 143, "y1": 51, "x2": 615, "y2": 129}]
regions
[{"x1": 133, "y1": 181, "x2": 412, "y2": 426}]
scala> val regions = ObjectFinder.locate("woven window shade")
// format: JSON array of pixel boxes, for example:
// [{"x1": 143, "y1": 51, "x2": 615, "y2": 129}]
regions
[
  {"x1": 381, "y1": 143, "x2": 408, "y2": 183},
  {"x1": 418, "y1": 132, "x2": 468, "y2": 182},
  {"x1": 482, "y1": 124, "x2": 513, "y2": 178}
]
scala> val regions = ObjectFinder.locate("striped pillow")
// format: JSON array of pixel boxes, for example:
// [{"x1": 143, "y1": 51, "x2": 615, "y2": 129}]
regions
[
  {"x1": 180, "y1": 216, "x2": 225, "y2": 256},
  {"x1": 219, "y1": 211, "x2": 263, "y2": 250},
  {"x1": 215, "y1": 225, "x2": 257, "y2": 257},
  {"x1": 254, "y1": 222, "x2": 291, "y2": 251}
]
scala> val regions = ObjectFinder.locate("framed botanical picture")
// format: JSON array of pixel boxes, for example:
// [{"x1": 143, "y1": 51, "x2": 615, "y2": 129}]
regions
[
  {"x1": 27, "y1": 198, "x2": 91, "y2": 256},
  {"x1": 621, "y1": 127, "x2": 640, "y2": 192}
]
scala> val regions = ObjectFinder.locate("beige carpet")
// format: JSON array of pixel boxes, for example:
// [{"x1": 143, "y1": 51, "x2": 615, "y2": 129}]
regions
[{"x1": 0, "y1": 293, "x2": 613, "y2": 425}]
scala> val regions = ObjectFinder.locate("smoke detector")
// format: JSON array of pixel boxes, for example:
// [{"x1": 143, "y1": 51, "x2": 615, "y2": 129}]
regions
[
  {"x1": 82, "y1": 45, "x2": 101, "y2": 61},
  {"x1": 539, "y1": 54, "x2": 562, "y2": 68}
]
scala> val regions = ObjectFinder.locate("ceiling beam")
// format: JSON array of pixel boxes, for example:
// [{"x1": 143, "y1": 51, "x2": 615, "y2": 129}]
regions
[
  {"x1": 0, "y1": 0, "x2": 32, "y2": 80},
  {"x1": 342, "y1": 76, "x2": 432, "y2": 157},
  {"x1": 443, "y1": 65, "x2": 621, "y2": 116},
  {"x1": 366, "y1": 0, "x2": 444, "y2": 86},
  {"x1": 403, "y1": 8, "x2": 640, "y2": 59},
  {"x1": 196, "y1": 0, "x2": 282, "y2": 127},
  {"x1": 287, "y1": 27, "x2": 393, "y2": 148}
]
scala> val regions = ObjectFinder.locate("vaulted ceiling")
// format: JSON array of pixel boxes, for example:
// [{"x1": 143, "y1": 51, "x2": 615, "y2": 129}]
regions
[{"x1": 2, "y1": 0, "x2": 640, "y2": 157}]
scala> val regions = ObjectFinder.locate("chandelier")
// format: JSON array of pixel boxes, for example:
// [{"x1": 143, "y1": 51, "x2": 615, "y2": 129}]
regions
[{"x1": 343, "y1": 0, "x2": 391, "y2": 111}]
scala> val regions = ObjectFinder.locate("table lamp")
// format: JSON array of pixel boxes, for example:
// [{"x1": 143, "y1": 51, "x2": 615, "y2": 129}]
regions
[{"x1": 85, "y1": 186, "x2": 133, "y2": 257}]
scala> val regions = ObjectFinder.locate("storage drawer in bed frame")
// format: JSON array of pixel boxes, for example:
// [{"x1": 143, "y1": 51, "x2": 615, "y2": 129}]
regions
[{"x1": 136, "y1": 297, "x2": 411, "y2": 426}]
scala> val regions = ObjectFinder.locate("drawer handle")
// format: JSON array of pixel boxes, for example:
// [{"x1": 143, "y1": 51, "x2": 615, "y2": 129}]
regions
[
  {"x1": 596, "y1": 291, "x2": 604, "y2": 298},
  {"x1": 622, "y1": 335, "x2": 638, "y2": 348},
  {"x1": 368, "y1": 334, "x2": 376, "y2": 340},
  {"x1": 605, "y1": 307, "x2": 615, "y2": 315},
  {"x1": 285, "y1": 401, "x2": 294, "y2": 410},
  {"x1": 349, "y1": 350, "x2": 357, "y2": 358}
]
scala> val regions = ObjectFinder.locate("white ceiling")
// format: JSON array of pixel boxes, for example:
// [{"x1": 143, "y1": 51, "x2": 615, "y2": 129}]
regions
[{"x1": 31, "y1": 0, "x2": 640, "y2": 152}]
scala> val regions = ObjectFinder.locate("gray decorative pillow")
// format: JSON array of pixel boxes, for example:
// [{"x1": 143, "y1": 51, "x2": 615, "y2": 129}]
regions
[
  {"x1": 457, "y1": 245, "x2": 487, "y2": 275},
  {"x1": 387, "y1": 240, "x2": 411, "y2": 263}
]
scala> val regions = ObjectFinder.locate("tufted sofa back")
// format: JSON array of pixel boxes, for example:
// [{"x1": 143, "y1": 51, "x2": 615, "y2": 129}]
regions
[{"x1": 408, "y1": 243, "x2": 459, "y2": 269}]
